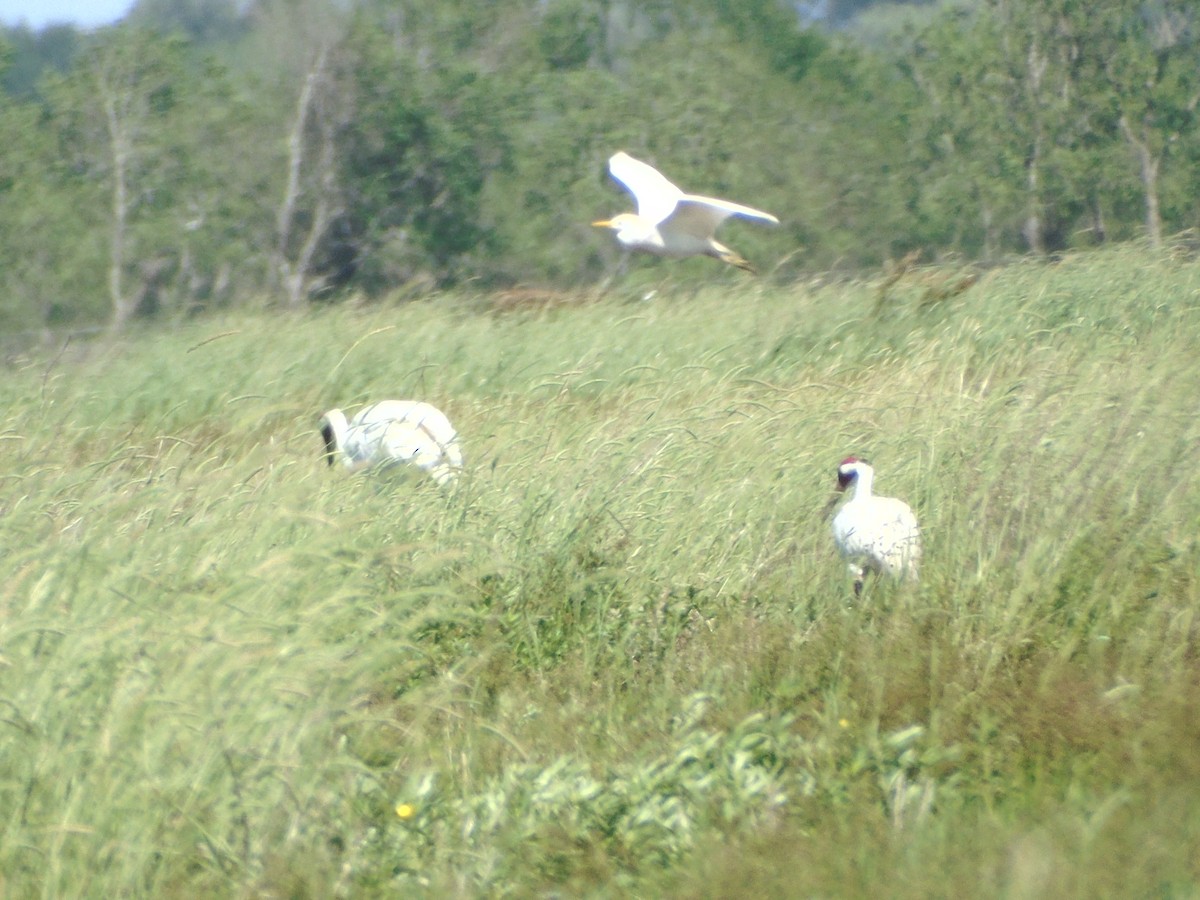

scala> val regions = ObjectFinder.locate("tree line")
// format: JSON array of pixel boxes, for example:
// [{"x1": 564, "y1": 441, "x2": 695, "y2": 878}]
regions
[{"x1": 0, "y1": 0, "x2": 1197, "y2": 331}]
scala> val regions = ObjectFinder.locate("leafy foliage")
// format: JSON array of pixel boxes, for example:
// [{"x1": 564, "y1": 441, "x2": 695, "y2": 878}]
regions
[
  {"x1": 334, "y1": 19, "x2": 512, "y2": 290},
  {"x1": 0, "y1": 0, "x2": 1196, "y2": 327}
]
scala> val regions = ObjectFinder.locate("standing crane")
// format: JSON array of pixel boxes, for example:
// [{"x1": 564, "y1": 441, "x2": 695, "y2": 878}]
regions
[{"x1": 830, "y1": 457, "x2": 921, "y2": 594}]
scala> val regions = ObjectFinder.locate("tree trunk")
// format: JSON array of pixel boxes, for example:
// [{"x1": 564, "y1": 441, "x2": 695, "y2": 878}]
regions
[
  {"x1": 1089, "y1": 194, "x2": 1107, "y2": 245},
  {"x1": 1022, "y1": 133, "x2": 1045, "y2": 255},
  {"x1": 1021, "y1": 38, "x2": 1047, "y2": 255},
  {"x1": 981, "y1": 201, "x2": 997, "y2": 262},
  {"x1": 275, "y1": 45, "x2": 336, "y2": 308},
  {"x1": 102, "y1": 88, "x2": 136, "y2": 330},
  {"x1": 1118, "y1": 114, "x2": 1163, "y2": 248}
]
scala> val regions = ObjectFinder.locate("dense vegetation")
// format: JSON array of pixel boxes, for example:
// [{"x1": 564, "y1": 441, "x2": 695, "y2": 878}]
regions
[
  {"x1": 1, "y1": 245, "x2": 1199, "y2": 895},
  {"x1": 0, "y1": 0, "x2": 1198, "y2": 331}
]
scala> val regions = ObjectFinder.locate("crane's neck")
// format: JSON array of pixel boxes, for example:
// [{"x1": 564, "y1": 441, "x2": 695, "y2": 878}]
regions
[
  {"x1": 320, "y1": 409, "x2": 353, "y2": 468},
  {"x1": 849, "y1": 466, "x2": 875, "y2": 501}
]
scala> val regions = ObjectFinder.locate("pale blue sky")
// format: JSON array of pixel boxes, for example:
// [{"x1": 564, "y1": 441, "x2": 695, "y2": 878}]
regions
[{"x1": 0, "y1": 0, "x2": 134, "y2": 30}]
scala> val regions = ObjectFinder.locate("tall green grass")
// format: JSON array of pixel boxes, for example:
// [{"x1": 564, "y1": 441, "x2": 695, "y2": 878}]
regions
[{"x1": 2, "y1": 244, "x2": 1199, "y2": 896}]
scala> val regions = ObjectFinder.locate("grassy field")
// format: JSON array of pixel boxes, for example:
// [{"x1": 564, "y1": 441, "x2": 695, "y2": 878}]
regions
[{"x1": 2, "y1": 244, "x2": 1200, "y2": 897}]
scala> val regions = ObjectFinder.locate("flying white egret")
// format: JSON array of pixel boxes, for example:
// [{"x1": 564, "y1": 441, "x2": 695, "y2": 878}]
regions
[
  {"x1": 592, "y1": 151, "x2": 779, "y2": 273},
  {"x1": 319, "y1": 400, "x2": 464, "y2": 486},
  {"x1": 830, "y1": 457, "x2": 921, "y2": 595}
]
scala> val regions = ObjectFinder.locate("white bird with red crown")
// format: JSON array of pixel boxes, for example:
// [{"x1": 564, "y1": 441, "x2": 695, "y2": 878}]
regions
[{"x1": 831, "y1": 457, "x2": 921, "y2": 594}]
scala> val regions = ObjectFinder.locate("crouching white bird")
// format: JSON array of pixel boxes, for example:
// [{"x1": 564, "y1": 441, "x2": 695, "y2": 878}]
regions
[
  {"x1": 319, "y1": 400, "x2": 464, "y2": 486},
  {"x1": 830, "y1": 457, "x2": 921, "y2": 594},
  {"x1": 592, "y1": 151, "x2": 779, "y2": 273}
]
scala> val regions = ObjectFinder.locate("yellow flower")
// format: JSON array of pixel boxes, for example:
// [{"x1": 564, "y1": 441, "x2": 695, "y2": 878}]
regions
[
  {"x1": 838, "y1": 718, "x2": 850, "y2": 729},
  {"x1": 395, "y1": 803, "x2": 416, "y2": 820}
]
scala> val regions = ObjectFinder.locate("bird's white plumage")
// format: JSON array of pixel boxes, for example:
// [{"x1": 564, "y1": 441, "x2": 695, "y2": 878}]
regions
[
  {"x1": 319, "y1": 400, "x2": 463, "y2": 486},
  {"x1": 831, "y1": 458, "x2": 920, "y2": 592},
  {"x1": 594, "y1": 152, "x2": 778, "y2": 271},
  {"x1": 608, "y1": 151, "x2": 684, "y2": 225}
]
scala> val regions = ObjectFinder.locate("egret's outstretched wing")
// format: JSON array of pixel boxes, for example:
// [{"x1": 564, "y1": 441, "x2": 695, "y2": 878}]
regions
[
  {"x1": 679, "y1": 195, "x2": 778, "y2": 226},
  {"x1": 608, "y1": 152, "x2": 683, "y2": 225},
  {"x1": 661, "y1": 196, "x2": 777, "y2": 240}
]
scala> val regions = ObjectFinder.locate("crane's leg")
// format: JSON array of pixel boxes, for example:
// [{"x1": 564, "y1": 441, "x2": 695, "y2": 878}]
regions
[{"x1": 848, "y1": 564, "x2": 865, "y2": 597}]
